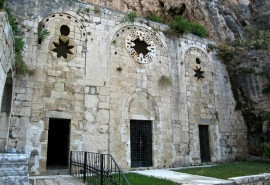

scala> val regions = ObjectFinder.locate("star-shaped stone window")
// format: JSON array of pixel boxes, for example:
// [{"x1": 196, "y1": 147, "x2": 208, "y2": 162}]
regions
[
  {"x1": 193, "y1": 66, "x2": 204, "y2": 80},
  {"x1": 52, "y1": 36, "x2": 74, "y2": 59}
]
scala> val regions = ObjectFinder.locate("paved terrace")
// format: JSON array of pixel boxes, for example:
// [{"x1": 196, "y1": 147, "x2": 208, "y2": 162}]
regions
[{"x1": 30, "y1": 169, "x2": 234, "y2": 185}]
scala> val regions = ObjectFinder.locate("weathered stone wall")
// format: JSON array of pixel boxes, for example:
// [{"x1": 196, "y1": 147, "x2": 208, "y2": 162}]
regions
[
  {"x1": 0, "y1": 154, "x2": 29, "y2": 185},
  {"x1": 2, "y1": 0, "x2": 248, "y2": 175},
  {"x1": 0, "y1": 11, "x2": 15, "y2": 153}
]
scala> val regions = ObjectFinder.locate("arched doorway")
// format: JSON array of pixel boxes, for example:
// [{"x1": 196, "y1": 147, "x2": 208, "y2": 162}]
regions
[{"x1": 0, "y1": 70, "x2": 13, "y2": 152}]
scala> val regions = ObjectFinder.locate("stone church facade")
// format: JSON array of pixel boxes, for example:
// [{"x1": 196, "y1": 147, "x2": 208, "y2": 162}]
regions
[{"x1": 0, "y1": 0, "x2": 248, "y2": 175}]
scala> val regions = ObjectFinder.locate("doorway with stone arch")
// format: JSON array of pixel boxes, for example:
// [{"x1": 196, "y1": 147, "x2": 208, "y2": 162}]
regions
[{"x1": 0, "y1": 70, "x2": 13, "y2": 152}]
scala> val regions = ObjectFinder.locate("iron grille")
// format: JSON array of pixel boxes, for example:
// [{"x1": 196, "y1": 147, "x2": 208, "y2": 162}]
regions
[{"x1": 130, "y1": 120, "x2": 152, "y2": 168}]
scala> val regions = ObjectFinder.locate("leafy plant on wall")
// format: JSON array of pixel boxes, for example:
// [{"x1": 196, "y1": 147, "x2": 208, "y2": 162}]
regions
[
  {"x1": 37, "y1": 22, "x2": 50, "y2": 44},
  {"x1": 158, "y1": 75, "x2": 172, "y2": 87},
  {"x1": 5, "y1": 8, "x2": 29, "y2": 77}
]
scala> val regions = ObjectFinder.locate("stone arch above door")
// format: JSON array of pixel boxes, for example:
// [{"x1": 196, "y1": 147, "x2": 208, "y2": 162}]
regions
[{"x1": 124, "y1": 91, "x2": 160, "y2": 121}]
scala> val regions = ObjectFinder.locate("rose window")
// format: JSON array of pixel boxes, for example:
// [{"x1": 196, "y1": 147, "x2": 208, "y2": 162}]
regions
[{"x1": 126, "y1": 30, "x2": 156, "y2": 64}]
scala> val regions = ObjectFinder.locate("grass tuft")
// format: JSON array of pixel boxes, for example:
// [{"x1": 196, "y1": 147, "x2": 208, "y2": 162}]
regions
[
  {"x1": 175, "y1": 161, "x2": 270, "y2": 179},
  {"x1": 125, "y1": 173, "x2": 181, "y2": 185}
]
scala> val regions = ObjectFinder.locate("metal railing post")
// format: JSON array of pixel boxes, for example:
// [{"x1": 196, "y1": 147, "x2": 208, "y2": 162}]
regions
[
  {"x1": 69, "y1": 151, "x2": 72, "y2": 175},
  {"x1": 100, "y1": 154, "x2": 104, "y2": 185},
  {"x1": 70, "y1": 151, "x2": 130, "y2": 185},
  {"x1": 83, "y1": 151, "x2": 87, "y2": 183}
]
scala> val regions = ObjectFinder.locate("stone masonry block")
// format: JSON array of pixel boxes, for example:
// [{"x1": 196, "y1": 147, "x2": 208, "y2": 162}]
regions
[{"x1": 85, "y1": 94, "x2": 99, "y2": 108}]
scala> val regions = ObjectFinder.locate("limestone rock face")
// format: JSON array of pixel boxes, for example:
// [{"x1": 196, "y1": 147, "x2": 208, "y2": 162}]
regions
[
  {"x1": 83, "y1": 0, "x2": 269, "y2": 41},
  {"x1": 232, "y1": 51, "x2": 270, "y2": 155}
]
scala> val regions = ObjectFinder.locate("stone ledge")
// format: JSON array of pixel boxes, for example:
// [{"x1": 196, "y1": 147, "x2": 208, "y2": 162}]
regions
[{"x1": 228, "y1": 173, "x2": 270, "y2": 185}]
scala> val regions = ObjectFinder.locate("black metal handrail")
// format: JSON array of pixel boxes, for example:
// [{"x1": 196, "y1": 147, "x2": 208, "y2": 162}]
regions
[{"x1": 70, "y1": 151, "x2": 130, "y2": 185}]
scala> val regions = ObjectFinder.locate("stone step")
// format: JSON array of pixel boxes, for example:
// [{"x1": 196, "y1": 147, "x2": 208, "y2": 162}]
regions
[
  {"x1": 29, "y1": 175, "x2": 85, "y2": 185},
  {"x1": 46, "y1": 169, "x2": 69, "y2": 176}
]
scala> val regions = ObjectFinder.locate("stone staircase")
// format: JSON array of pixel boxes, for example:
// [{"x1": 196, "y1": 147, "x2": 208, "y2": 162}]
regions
[{"x1": 0, "y1": 153, "x2": 29, "y2": 185}]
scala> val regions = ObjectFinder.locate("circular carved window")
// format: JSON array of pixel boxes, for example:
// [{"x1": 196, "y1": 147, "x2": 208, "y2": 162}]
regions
[{"x1": 126, "y1": 30, "x2": 156, "y2": 64}]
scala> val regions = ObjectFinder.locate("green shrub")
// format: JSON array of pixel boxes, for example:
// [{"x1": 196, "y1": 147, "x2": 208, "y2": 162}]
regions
[
  {"x1": 264, "y1": 143, "x2": 270, "y2": 158},
  {"x1": 207, "y1": 43, "x2": 216, "y2": 50},
  {"x1": 238, "y1": 27, "x2": 270, "y2": 50},
  {"x1": 14, "y1": 37, "x2": 28, "y2": 77},
  {"x1": 85, "y1": 8, "x2": 90, "y2": 13},
  {"x1": 127, "y1": 11, "x2": 137, "y2": 22},
  {"x1": 5, "y1": 8, "x2": 28, "y2": 77},
  {"x1": 261, "y1": 111, "x2": 270, "y2": 121},
  {"x1": 121, "y1": 11, "x2": 137, "y2": 23},
  {"x1": 76, "y1": 8, "x2": 81, "y2": 14},
  {"x1": 169, "y1": 16, "x2": 190, "y2": 35},
  {"x1": 15, "y1": 53, "x2": 28, "y2": 76},
  {"x1": 146, "y1": 14, "x2": 163, "y2": 23},
  {"x1": 4, "y1": 8, "x2": 19, "y2": 35},
  {"x1": 216, "y1": 44, "x2": 235, "y2": 64},
  {"x1": 190, "y1": 22, "x2": 207, "y2": 37},
  {"x1": 251, "y1": 30, "x2": 270, "y2": 50},
  {"x1": 169, "y1": 16, "x2": 207, "y2": 37},
  {"x1": 14, "y1": 37, "x2": 24, "y2": 54},
  {"x1": 0, "y1": 0, "x2": 5, "y2": 9},
  {"x1": 233, "y1": 38, "x2": 249, "y2": 49}
]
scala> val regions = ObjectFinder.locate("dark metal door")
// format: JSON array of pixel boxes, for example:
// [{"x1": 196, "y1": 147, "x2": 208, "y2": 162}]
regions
[
  {"x1": 199, "y1": 125, "x2": 211, "y2": 162},
  {"x1": 130, "y1": 120, "x2": 152, "y2": 168}
]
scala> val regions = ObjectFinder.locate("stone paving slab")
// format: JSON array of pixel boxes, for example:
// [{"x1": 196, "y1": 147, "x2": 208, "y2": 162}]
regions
[
  {"x1": 29, "y1": 175, "x2": 86, "y2": 185},
  {"x1": 132, "y1": 169, "x2": 235, "y2": 185},
  {"x1": 30, "y1": 169, "x2": 235, "y2": 185}
]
